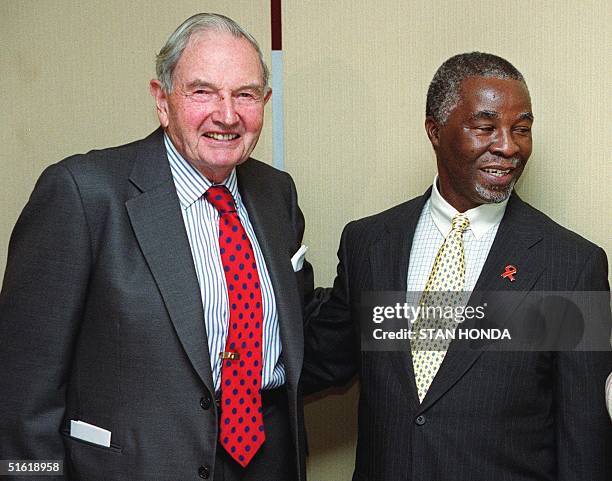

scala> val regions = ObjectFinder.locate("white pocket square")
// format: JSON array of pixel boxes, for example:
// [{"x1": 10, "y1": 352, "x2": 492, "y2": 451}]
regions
[
  {"x1": 70, "y1": 420, "x2": 111, "y2": 447},
  {"x1": 291, "y1": 245, "x2": 308, "y2": 272}
]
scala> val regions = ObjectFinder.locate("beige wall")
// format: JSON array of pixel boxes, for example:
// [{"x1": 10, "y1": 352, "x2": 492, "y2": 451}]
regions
[{"x1": 2, "y1": 1, "x2": 610, "y2": 479}]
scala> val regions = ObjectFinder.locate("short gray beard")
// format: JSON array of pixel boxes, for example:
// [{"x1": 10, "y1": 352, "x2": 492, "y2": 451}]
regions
[{"x1": 475, "y1": 177, "x2": 517, "y2": 204}]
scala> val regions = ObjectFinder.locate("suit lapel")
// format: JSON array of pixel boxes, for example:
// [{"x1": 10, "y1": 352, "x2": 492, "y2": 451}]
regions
[
  {"x1": 125, "y1": 129, "x2": 214, "y2": 394},
  {"x1": 420, "y1": 194, "x2": 545, "y2": 411},
  {"x1": 472, "y1": 195, "x2": 545, "y2": 295},
  {"x1": 369, "y1": 189, "x2": 432, "y2": 294},
  {"x1": 369, "y1": 191, "x2": 430, "y2": 405},
  {"x1": 236, "y1": 162, "x2": 303, "y2": 389}
]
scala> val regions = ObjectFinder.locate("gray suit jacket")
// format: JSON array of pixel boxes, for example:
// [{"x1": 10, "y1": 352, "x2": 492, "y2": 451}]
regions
[
  {"x1": 303, "y1": 189, "x2": 612, "y2": 481},
  {"x1": 0, "y1": 129, "x2": 313, "y2": 480}
]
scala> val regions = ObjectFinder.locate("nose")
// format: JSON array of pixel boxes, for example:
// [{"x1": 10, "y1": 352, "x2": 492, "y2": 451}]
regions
[
  {"x1": 490, "y1": 128, "x2": 520, "y2": 158},
  {"x1": 212, "y1": 94, "x2": 239, "y2": 126}
]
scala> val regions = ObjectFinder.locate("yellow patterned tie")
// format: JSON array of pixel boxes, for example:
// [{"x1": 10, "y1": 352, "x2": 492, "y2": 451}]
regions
[{"x1": 412, "y1": 213, "x2": 470, "y2": 402}]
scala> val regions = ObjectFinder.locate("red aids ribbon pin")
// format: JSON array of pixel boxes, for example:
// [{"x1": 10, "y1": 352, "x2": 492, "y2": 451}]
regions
[{"x1": 501, "y1": 265, "x2": 517, "y2": 282}]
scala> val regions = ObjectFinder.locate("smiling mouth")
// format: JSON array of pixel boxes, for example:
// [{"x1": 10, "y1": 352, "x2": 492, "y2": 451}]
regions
[
  {"x1": 481, "y1": 167, "x2": 512, "y2": 177},
  {"x1": 204, "y1": 133, "x2": 240, "y2": 141}
]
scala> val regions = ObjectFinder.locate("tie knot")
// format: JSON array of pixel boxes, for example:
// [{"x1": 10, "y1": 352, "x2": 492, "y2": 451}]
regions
[
  {"x1": 205, "y1": 185, "x2": 237, "y2": 214},
  {"x1": 451, "y1": 213, "x2": 470, "y2": 232}
]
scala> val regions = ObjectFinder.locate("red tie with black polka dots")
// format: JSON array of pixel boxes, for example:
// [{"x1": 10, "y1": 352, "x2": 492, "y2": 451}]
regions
[{"x1": 204, "y1": 185, "x2": 265, "y2": 467}]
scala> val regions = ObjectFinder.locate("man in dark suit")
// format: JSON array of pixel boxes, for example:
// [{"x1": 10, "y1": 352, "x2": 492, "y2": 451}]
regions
[
  {"x1": 0, "y1": 13, "x2": 312, "y2": 481},
  {"x1": 303, "y1": 52, "x2": 612, "y2": 480}
]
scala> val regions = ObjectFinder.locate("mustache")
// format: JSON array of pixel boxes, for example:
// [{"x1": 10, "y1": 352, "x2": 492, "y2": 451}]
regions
[{"x1": 479, "y1": 156, "x2": 522, "y2": 168}]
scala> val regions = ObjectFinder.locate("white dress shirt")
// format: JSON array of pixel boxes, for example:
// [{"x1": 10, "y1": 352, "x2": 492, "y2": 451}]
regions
[
  {"x1": 406, "y1": 176, "x2": 509, "y2": 297},
  {"x1": 165, "y1": 134, "x2": 284, "y2": 391}
]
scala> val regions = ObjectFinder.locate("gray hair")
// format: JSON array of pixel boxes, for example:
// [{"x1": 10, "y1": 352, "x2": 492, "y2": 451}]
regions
[
  {"x1": 155, "y1": 13, "x2": 269, "y2": 93},
  {"x1": 426, "y1": 52, "x2": 527, "y2": 124}
]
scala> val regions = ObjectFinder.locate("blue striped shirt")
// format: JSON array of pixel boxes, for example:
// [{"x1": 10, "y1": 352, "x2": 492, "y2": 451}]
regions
[{"x1": 164, "y1": 134, "x2": 285, "y2": 391}]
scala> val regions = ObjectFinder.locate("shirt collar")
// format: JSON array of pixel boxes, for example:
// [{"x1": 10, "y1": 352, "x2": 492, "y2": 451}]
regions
[
  {"x1": 429, "y1": 175, "x2": 508, "y2": 239},
  {"x1": 164, "y1": 133, "x2": 239, "y2": 210}
]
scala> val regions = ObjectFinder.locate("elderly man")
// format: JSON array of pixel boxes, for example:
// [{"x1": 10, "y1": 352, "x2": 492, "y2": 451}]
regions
[
  {"x1": 303, "y1": 52, "x2": 612, "y2": 480},
  {"x1": 0, "y1": 13, "x2": 312, "y2": 481}
]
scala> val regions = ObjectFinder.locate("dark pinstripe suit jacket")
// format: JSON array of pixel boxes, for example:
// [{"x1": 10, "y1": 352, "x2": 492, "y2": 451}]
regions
[{"x1": 303, "y1": 189, "x2": 612, "y2": 481}]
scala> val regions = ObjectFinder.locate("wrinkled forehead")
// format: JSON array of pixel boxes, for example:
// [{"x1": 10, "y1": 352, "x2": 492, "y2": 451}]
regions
[
  {"x1": 458, "y1": 76, "x2": 532, "y2": 117},
  {"x1": 176, "y1": 31, "x2": 265, "y2": 85}
]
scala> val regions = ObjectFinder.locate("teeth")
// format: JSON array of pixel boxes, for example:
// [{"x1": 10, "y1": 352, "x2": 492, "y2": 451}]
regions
[
  {"x1": 482, "y1": 168, "x2": 510, "y2": 177},
  {"x1": 205, "y1": 133, "x2": 239, "y2": 141}
]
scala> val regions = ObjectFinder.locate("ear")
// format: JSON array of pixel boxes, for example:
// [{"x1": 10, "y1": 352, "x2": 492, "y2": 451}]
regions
[
  {"x1": 425, "y1": 116, "x2": 441, "y2": 150},
  {"x1": 149, "y1": 79, "x2": 170, "y2": 128},
  {"x1": 263, "y1": 87, "x2": 272, "y2": 105}
]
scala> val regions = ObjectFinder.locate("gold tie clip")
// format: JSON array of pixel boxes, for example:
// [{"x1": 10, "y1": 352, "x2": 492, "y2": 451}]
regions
[{"x1": 220, "y1": 351, "x2": 240, "y2": 360}]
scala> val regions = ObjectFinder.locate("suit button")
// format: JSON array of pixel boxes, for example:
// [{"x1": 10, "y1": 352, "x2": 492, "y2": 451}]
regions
[
  {"x1": 200, "y1": 394, "x2": 212, "y2": 410},
  {"x1": 415, "y1": 415, "x2": 426, "y2": 426},
  {"x1": 198, "y1": 465, "x2": 210, "y2": 479}
]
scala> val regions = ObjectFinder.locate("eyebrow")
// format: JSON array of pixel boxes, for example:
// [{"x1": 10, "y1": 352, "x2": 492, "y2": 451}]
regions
[
  {"x1": 183, "y1": 79, "x2": 264, "y2": 92},
  {"x1": 469, "y1": 110, "x2": 534, "y2": 121},
  {"x1": 470, "y1": 110, "x2": 498, "y2": 120},
  {"x1": 184, "y1": 79, "x2": 216, "y2": 90}
]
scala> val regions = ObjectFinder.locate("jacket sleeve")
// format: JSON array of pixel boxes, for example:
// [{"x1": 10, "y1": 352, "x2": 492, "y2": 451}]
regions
[
  {"x1": 301, "y1": 223, "x2": 360, "y2": 395},
  {"x1": 555, "y1": 246, "x2": 612, "y2": 480},
  {"x1": 0, "y1": 163, "x2": 92, "y2": 479},
  {"x1": 285, "y1": 172, "x2": 316, "y2": 312}
]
